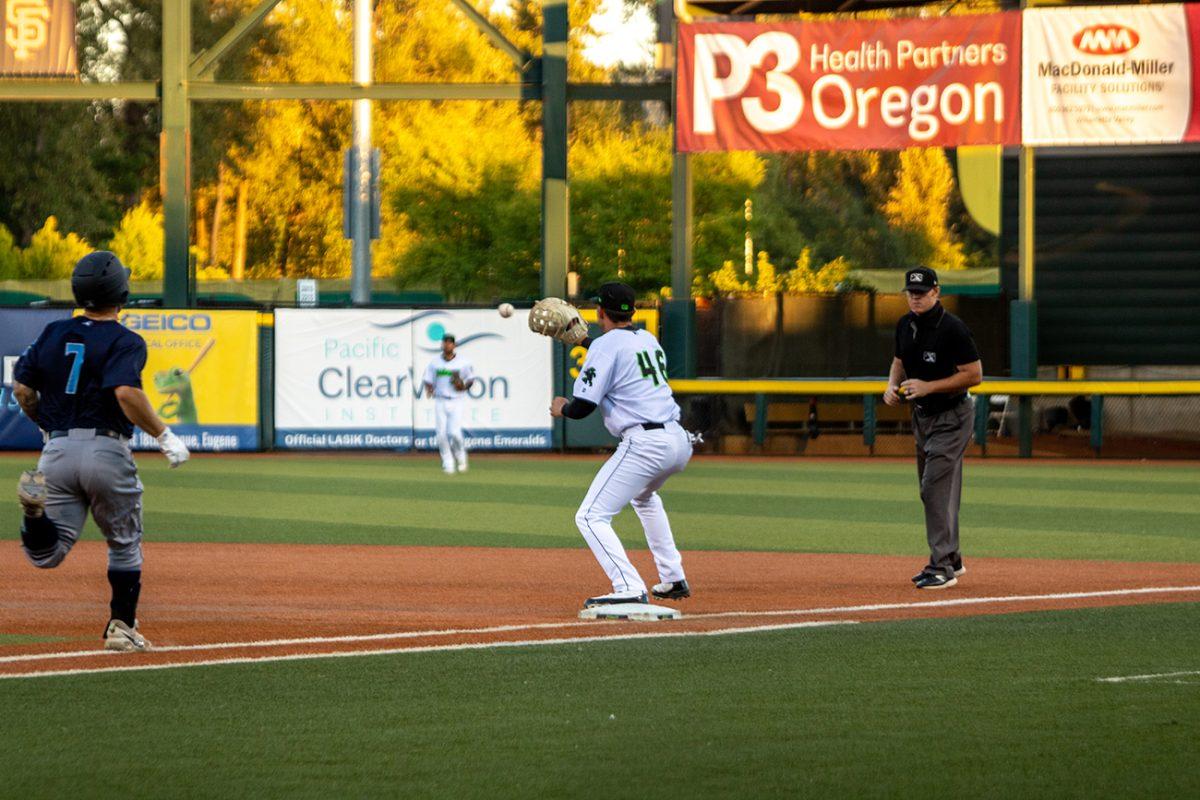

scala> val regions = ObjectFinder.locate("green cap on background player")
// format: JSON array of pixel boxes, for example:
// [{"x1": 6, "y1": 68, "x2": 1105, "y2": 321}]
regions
[{"x1": 593, "y1": 282, "x2": 636, "y2": 314}]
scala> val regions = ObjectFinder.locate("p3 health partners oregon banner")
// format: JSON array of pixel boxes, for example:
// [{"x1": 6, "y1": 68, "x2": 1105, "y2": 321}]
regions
[
  {"x1": 1022, "y1": 4, "x2": 1200, "y2": 145},
  {"x1": 120, "y1": 310, "x2": 260, "y2": 451},
  {"x1": 677, "y1": 13, "x2": 1021, "y2": 152},
  {"x1": 411, "y1": 309, "x2": 552, "y2": 451},
  {"x1": 274, "y1": 309, "x2": 552, "y2": 450},
  {"x1": 0, "y1": 309, "x2": 70, "y2": 450}
]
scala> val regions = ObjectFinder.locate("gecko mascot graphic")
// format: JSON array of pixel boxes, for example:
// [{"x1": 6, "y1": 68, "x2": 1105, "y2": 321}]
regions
[{"x1": 154, "y1": 338, "x2": 214, "y2": 425}]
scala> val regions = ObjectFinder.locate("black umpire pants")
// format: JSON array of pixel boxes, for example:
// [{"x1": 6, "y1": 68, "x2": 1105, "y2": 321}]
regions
[{"x1": 912, "y1": 398, "x2": 975, "y2": 577}]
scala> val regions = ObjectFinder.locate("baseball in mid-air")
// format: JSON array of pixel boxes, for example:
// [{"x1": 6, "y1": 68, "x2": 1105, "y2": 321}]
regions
[{"x1": 497, "y1": 302, "x2": 514, "y2": 318}]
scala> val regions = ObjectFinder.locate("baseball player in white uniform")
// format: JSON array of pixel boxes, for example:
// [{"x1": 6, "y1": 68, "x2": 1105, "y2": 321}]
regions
[
  {"x1": 550, "y1": 283, "x2": 693, "y2": 607},
  {"x1": 422, "y1": 334, "x2": 476, "y2": 475}
]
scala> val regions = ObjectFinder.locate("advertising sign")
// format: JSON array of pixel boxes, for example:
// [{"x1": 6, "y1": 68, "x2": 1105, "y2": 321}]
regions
[
  {"x1": 1023, "y1": 4, "x2": 1200, "y2": 145},
  {"x1": 1, "y1": 0, "x2": 76, "y2": 75},
  {"x1": 677, "y1": 13, "x2": 1021, "y2": 152},
  {"x1": 2, "y1": 309, "x2": 257, "y2": 451},
  {"x1": 0, "y1": 309, "x2": 70, "y2": 450},
  {"x1": 275, "y1": 309, "x2": 552, "y2": 450},
  {"x1": 275, "y1": 308, "x2": 416, "y2": 449},
  {"x1": 120, "y1": 310, "x2": 260, "y2": 451}
]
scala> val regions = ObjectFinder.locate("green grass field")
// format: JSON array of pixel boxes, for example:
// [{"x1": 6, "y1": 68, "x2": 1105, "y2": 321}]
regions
[
  {"x1": 2, "y1": 453, "x2": 1199, "y2": 798},
  {"x1": 3, "y1": 454, "x2": 1199, "y2": 560}
]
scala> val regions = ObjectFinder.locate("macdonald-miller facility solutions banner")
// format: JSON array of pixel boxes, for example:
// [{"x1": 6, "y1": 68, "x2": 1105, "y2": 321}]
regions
[
  {"x1": 1022, "y1": 3, "x2": 1200, "y2": 146},
  {"x1": 677, "y1": 13, "x2": 1022, "y2": 152}
]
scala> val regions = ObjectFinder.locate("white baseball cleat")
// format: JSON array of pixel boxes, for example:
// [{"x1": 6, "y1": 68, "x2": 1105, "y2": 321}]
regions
[
  {"x1": 104, "y1": 619, "x2": 151, "y2": 652},
  {"x1": 17, "y1": 470, "x2": 46, "y2": 518},
  {"x1": 456, "y1": 462, "x2": 468, "y2": 473}
]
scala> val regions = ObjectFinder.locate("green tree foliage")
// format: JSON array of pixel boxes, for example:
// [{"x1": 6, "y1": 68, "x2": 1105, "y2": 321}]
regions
[
  {"x1": 0, "y1": 225, "x2": 20, "y2": 279},
  {"x1": 883, "y1": 148, "x2": 967, "y2": 271},
  {"x1": 109, "y1": 201, "x2": 164, "y2": 280},
  {"x1": 18, "y1": 218, "x2": 92, "y2": 279}
]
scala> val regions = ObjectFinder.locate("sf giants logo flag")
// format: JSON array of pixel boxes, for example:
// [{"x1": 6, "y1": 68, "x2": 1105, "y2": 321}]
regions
[
  {"x1": 1, "y1": 0, "x2": 76, "y2": 76},
  {"x1": 677, "y1": 14, "x2": 1021, "y2": 152}
]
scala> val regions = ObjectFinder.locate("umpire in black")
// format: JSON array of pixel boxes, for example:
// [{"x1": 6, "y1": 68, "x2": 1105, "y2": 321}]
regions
[{"x1": 884, "y1": 267, "x2": 982, "y2": 589}]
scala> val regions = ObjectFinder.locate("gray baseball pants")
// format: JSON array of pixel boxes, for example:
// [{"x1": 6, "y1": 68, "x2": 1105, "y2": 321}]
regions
[
  {"x1": 912, "y1": 399, "x2": 974, "y2": 577},
  {"x1": 24, "y1": 429, "x2": 144, "y2": 571}
]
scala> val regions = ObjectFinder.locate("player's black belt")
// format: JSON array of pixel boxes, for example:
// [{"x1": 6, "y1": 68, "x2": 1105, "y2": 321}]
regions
[
  {"x1": 49, "y1": 428, "x2": 125, "y2": 440},
  {"x1": 639, "y1": 422, "x2": 667, "y2": 431}
]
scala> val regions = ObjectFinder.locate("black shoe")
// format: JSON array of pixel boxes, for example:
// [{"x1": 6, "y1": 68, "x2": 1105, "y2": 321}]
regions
[
  {"x1": 584, "y1": 592, "x2": 648, "y2": 608},
  {"x1": 914, "y1": 573, "x2": 958, "y2": 590},
  {"x1": 651, "y1": 580, "x2": 691, "y2": 600},
  {"x1": 912, "y1": 558, "x2": 966, "y2": 583}
]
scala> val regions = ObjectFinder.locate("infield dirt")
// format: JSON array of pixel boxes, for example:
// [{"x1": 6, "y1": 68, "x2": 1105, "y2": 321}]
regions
[{"x1": 2, "y1": 542, "x2": 1198, "y2": 677}]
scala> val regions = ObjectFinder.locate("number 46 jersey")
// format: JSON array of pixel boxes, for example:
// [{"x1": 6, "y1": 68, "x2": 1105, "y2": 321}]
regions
[{"x1": 572, "y1": 327, "x2": 681, "y2": 438}]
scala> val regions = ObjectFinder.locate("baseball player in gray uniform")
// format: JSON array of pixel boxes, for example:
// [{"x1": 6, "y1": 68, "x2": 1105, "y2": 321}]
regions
[
  {"x1": 12, "y1": 251, "x2": 190, "y2": 651},
  {"x1": 548, "y1": 283, "x2": 693, "y2": 608}
]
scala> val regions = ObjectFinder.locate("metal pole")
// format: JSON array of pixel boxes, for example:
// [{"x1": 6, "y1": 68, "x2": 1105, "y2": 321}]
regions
[
  {"x1": 665, "y1": 8, "x2": 696, "y2": 378},
  {"x1": 540, "y1": 0, "x2": 569, "y2": 300},
  {"x1": 1014, "y1": 145, "x2": 1037, "y2": 457},
  {"x1": 161, "y1": 0, "x2": 192, "y2": 308},
  {"x1": 350, "y1": 0, "x2": 373, "y2": 305}
]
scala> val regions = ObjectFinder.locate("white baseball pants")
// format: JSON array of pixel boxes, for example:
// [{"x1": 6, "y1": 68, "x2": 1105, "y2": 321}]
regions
[
  {"x1": 435, "y1": 397, "x2": 467, "y2": 472},
  {"x1": 574, "y1": 421, "x2": 692, "y2": 594}
]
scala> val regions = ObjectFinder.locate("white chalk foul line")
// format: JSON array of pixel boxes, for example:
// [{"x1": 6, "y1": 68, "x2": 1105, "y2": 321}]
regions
[
  {"x1": 0, "y1": 620, "x2": 858, "y2": 681},
  {"x1": 3, "y1": 584, "x2": 1198, "y2": 670},
  {"x1": 1096, "y1": 670, "x2": 1200, "y2": 684}
]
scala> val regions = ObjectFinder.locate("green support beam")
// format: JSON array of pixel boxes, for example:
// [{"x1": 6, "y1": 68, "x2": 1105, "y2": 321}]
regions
[
  {"x1": 540, "y1": 0, "x2": 569, "y2": 301},
  {"x1": 862, "y1": 394, "x2": 876, "y2": 450},
  {"x1": 191, "y1": 0, "x2": 286, "y2": 80},
  {"x1": 447, "y1": 0, "x2": 531, "y2": 71},
  {"x1": 975, "y1": 394, "x2": 989, "y2": 455},
  {"x1": 161, "y1": 0, "x2": 192, "y2": 308},
  {"x1": 753, "y1": 394, "x2": 768, "y2": 447},
  {"x1": 568, "y1": 83, "x2": 671, "y2": 102},
  {"x1": 0, "y1": 81, "x2": 159, "y2": 101},
  {"x1": 188, "y1": 82, "x2": 538, "y2": 101}
]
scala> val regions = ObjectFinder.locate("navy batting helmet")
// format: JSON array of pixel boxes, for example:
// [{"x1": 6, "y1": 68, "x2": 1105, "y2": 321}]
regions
[{"x1": 72, "y1": 251, "x2": 131, "y2": 309}]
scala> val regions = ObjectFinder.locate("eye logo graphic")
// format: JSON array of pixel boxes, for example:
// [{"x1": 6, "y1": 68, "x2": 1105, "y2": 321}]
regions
[{"x1": 1073, "y1": 24, "x2": 1140, "y2": 56}]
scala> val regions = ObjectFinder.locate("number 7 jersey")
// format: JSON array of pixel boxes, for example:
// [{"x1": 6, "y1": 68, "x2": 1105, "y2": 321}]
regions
[{"x1": 572, "y1": 327, "x2": 681, "y2": 438}]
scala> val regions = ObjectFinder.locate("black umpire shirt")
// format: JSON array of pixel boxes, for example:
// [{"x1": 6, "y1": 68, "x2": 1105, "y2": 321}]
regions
[{"x1": 894, "y1": 302, "x2": 980, "y2": 416}]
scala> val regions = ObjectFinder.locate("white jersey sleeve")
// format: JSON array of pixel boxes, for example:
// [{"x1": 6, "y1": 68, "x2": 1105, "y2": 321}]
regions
[
  {"x1": 423, "y1": 361, "x2": 437, "y2": 388},
  {"x1": 573, "y1": 349, "x2": 616, "y2": 405},
  {"x1": 572, "y1": 328, "x2": 680, "y2": 438},
  {"x1": 458, "y1": 358, "x2": 476, "y2": 387}
]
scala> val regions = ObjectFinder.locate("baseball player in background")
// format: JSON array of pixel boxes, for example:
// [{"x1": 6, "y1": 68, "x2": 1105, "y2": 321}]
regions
[
  {"x1": 11, "y1": 251, "x2": 190, "y2": 651},
  {"x1": 423, "y1": 334, "x2": 476, "y2": 474},
  {"x1": 543, "y1": 283, "x2": 693, "y2": 608}
]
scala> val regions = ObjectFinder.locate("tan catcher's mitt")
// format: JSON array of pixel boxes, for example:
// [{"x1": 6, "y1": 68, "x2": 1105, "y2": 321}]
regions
[{"x1": 528, "y1": 297, "x2": 588, "y2": 346}]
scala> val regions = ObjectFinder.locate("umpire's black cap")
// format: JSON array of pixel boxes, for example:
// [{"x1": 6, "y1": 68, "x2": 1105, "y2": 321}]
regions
[
  {"x1": 903, "y1": 267, "x2": 939, "y2": 293},
  {"x1": 72, "y1": 251, "x2": 131, "y2": 309},
  {"x1": 593, "y1": 282, "x2": 636, "y2": 315}
]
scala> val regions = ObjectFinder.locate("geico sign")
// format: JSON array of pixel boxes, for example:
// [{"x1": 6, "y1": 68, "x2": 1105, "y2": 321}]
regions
[{"x1": 693, "y1": 33, "x2": 1006, "y2": 142}]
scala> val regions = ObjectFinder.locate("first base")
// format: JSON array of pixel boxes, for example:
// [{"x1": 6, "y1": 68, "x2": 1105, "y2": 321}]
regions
[{"x1": 578, "y1": 602, "x2": 681, "y2": 622}]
